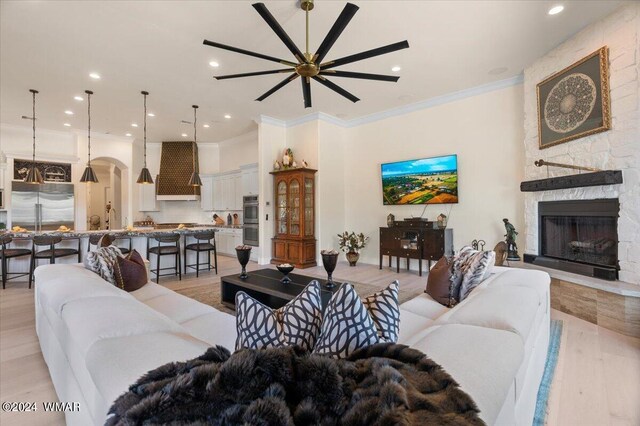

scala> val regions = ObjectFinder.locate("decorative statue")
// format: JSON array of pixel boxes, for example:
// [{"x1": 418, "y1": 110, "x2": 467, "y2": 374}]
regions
[
  {"x1": 291, "y1": 160, "x2": 298, "y2": 168},
  {"x1": 282, "y1": 148, "x2": 293, "y2": 168},
  {"x1": 274, "y1": 160, "x2": 281, "y2": 170},
  {"x1": 503, "y1": 218, "x2": 521, "y2": 261},
  {"x1": 437, "y1": 213, "x2": 447, "y2": 228},
  {"x1": 301, "y1": 159, "x2": 308, "y2": 168}
]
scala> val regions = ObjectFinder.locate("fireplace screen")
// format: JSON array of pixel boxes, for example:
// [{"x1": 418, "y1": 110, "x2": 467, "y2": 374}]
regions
[{"x1": 541, "y1": 215, "x2": 617, "y2": 268}]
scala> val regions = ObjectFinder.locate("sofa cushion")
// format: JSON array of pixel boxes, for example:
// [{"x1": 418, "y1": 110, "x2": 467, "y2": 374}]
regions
[
  {"x1": 411, "y1": 324, "x2": 524, "y2": 425},
  {"x1": 362, "y1": 280, "x2": 400, "y2": 342},
  {"x1": 84, "y1": 245, "x2": 123, "y2": 285},
  {"x1": 140, "y1": 291, "x2": 217, "y2": 324},
  {"x1": 399, "y1": 292, "x2": 449, "y2": 321},
  {"x1": 86, "y1": 331, "x2": 211, "y2": 414},
  {"x1": 35, "y1": 264, "x2": 131, "y2": 316},
  {"x1": 436, "y1": 285, "x2": 540, "y2": 343},
  {"x1": 61, "y1": 296, "x2": 185, "y2": 356},
  {"x1": 181, "y1": 312, "x2": 237, "y2": 351},
  {"x1": 130, "y1": 281, "x2": 174, "y2": 302},
  {"x1": 397, "y1": 309, "x2": 435, "y2": 346}
]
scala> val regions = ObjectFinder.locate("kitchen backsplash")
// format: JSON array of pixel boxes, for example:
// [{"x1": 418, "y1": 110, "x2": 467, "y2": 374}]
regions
[{"x1": 136, "y1": 200, "x2": 242, "y2": 225}]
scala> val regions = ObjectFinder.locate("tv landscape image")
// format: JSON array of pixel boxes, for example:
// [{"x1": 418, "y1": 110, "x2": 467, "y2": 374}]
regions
[{"x1": 381, "y1": 154, "x2": 458, "y2": 205}]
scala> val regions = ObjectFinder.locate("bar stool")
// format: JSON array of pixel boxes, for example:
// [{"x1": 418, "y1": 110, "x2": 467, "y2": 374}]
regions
[
  {"x1": 87, "y1": 234, "x2": 131, "y2": 254},
  {"x1": 30, "y1": 235, "x2": 81, "y2": 284},
  {"x1": 184, "y1": 231, "x2": 218, "y2": 277},
  {"x1": 1, "y1": 235, "x2": 33, "y2": 289},
  {"x1": 147, "y1": 234, "x2": 181, "y2": 283}
]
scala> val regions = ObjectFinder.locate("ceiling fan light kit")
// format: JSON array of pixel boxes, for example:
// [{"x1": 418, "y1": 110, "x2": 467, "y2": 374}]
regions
[{"x1": 203, "y1": 1, "x2": 409, "y2": 108}]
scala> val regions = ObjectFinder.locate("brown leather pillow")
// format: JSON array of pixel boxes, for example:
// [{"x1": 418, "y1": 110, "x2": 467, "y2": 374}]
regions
[
  {"x1": 425, "y1": 256, "x2": 456, "y2": 307},
  {"x1": 98, "y1": 234, "x2": 113, "y2": 247},
  {"x1": 113, "y1": 250, "x2": 148, "y2": 292}
]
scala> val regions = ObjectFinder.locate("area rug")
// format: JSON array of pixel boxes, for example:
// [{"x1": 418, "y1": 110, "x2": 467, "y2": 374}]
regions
[{"x1": 532, "y1": 319, "x2": 563, "y2": 426}]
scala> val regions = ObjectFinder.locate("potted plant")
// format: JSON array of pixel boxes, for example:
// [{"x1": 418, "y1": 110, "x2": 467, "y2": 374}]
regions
[{"x1": 337, "y1": 231, "x2": 369, "y2": 267}]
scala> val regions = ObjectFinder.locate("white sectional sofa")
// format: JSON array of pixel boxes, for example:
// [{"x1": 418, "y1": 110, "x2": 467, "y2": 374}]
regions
[{"x1": 35, "y1": 264, "x2": 549, "y2": 426}]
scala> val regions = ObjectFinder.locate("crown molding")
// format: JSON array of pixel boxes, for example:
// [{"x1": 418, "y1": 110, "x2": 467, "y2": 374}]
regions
[{"x1": 258, "y1": 74, "x2": 524, "y2": 130}]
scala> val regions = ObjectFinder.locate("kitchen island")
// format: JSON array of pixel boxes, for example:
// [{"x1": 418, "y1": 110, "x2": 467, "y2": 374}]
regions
[{"x1": 1, "y1": 225, "x2": 246, "y2": 282}]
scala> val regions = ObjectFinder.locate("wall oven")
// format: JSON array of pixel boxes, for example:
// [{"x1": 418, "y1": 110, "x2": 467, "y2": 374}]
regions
[
  {"x1": 243, "y1": 224, "x2": 259, "y2": 247},
  {"x1": 243, "y1": 195, "x2": 258, "y2": 224}
]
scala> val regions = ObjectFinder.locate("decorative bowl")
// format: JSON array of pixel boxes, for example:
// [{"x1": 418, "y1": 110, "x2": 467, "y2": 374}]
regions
[{"x1": 276, "y1": 264, "x2": 294, "y2": 283}]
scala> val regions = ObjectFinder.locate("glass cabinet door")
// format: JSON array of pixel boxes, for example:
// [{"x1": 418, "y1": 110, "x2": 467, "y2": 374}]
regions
[
  {"x1": 289, "y1": 179, "x2": 300, "y2": 236},
  {"x1": 277, "y1": 180, "x2": 288, "y2": 234},
  {"x1": 304, "y1": 178, "x2": 313, "y2": 236}
]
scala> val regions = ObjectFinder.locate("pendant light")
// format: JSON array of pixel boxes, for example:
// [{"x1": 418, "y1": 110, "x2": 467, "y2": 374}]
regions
[
  {"x1": 80, "y1": 90, "x2": 98, "y2": 183},
  {"x1": 188, "y1": 104, "x2": 202, "y2": 187},
  {"x1": 24, "y1": 89, "x2": 44, "y2": 184},
  {"x1": 136, "y1": 90, "x2": 154, "y2": 184}
]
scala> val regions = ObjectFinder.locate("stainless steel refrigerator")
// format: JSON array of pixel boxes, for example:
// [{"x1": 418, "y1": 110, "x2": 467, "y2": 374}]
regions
[{"x1": 11, "y1": 181, "x2": 75, "y2": 231}]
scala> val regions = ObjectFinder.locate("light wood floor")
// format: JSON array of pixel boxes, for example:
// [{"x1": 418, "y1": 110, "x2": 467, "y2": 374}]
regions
[{"x1": 1, "y1": 256, "x2": 639, "y2": 425}]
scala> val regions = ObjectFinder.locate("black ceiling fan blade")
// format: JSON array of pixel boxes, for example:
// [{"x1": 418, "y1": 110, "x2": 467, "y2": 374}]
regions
[
  {"x1": 215, "y1": 68, "x2": 293, "y2": 80},
  {"x1": 252, "y1": 3, "x2": 305, "y2": 62},
  {"x1": 256, "y1": 73, "x2": 299, "y2": 102},
  {"x1": 320, "y1": 70, "x2": 399, "y2": 82},
  {"x1": 312, "y1": 76, "x2": 359, "y2": 103},
  {"x1": 313, "y1": 3, "x2": 359, "y2": 64},
  {"x1": 301, "y1": 77, "x2": 312, "y2": 108},
  {"x1": 203, "y1": 39, "x2": 297, "y2": 66},
  {"x1": 321, "y1": 40, "x2": 409, "y2": 70}
]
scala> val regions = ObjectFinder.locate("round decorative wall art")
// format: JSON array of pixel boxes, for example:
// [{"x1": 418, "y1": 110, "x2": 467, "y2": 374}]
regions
[
  {"x1": 536, "y1": 46, "x2": 610, "y2": 149},
  {"x1": 544, "y1": 73, "x2": 597, "y2": 134}
]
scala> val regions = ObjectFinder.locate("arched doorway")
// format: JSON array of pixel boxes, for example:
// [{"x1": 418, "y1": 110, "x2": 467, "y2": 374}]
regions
[{"x1": 86, "y1": 157, "x2": 128, "y2": 230}]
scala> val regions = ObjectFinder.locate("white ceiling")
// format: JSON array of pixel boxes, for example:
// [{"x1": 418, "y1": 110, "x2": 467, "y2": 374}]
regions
[{"x1": 0, "y1": 0, "x2": 627, "y2": 143}]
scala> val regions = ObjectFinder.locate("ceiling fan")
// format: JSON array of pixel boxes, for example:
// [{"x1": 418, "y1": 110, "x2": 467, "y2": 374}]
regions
[{"x1": 203, "y1": 0, "x2": 409, "y2": 108}]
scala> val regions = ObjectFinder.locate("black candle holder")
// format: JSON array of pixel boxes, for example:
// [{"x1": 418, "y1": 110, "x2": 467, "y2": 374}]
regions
[
  {"x1": 235, "y1": 247, "x2": 251, "y2": 279},
  {"x1": 321, "y1": 253, "x2": 339, "y2": 288}
]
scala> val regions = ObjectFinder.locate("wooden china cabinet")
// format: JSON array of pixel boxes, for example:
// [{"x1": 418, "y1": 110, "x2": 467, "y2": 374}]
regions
[{"x1": 270, "y1": 168, "x2": 317, "y2": 268}]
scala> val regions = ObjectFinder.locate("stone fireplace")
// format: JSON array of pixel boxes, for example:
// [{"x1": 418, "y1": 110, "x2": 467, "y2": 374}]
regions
[{"x1": 527, "y1": 199, "x2": 619, "y2": 280}]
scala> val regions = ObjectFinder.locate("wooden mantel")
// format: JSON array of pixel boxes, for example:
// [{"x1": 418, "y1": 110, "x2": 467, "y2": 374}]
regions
[{"x1": 520, "y1": 170, "x2": 623, "y2": 192}]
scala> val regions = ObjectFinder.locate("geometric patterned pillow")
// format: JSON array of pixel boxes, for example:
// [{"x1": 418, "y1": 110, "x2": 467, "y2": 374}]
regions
[
  {"x1": 458, "y1": 250, "x2": 496, "y2": 301},
  {"x1": 314, "y1": 283, "x2": 380, "y2": 359},
  {"x1": 363, "y1": 280, "x2": 400, "y2": 343},
  {"x1": 235, "y1": 281, "x2": 322, "y2": 352},
  {"x1": 450, "y1": 246, "x2": 477, "y2": 303},
  {"x1": 83, "y1": 245, "x2": 123, "y2": 285}
]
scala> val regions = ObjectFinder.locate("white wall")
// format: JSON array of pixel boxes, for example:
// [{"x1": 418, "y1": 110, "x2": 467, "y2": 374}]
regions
[
  {"x1": 218, "y1": 130, "x2": 258, "y2": 173},
  {"x1": 343, "y1": 85, "x2": 525, "y2": 266},
  {"x1": 523, "y1": 4, "x2": 640, "y2": 284}
]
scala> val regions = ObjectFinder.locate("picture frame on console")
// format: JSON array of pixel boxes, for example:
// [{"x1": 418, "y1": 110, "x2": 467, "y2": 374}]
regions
[{"x1": 536, "y1": 46, "x2": 611, "y2": 149}]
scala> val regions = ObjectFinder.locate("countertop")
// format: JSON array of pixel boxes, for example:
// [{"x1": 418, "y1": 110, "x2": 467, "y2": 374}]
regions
[{"x1": 3, "y1": 225, "x2": 228, "y2": 239}]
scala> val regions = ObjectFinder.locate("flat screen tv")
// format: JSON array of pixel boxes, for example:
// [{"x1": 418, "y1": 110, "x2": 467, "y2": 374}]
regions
[{"x1": 381, "y1": 154, "x2": 458, "y2": 205}]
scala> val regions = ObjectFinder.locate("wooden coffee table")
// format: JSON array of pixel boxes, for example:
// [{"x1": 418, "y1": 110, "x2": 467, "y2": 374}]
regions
[{"x1": 220, "y1": 268, "x2": 341, "y2": 311}]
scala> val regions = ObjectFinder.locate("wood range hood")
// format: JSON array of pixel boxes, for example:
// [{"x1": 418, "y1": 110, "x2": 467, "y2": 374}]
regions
[{"x1": 156, "y1": 141, "x2": 201, "y2": 201}]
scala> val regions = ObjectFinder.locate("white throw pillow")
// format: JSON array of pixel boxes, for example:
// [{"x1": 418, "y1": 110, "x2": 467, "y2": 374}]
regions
[{"x1": 83, "y1": 245, "x2": 123, "y2": 285}]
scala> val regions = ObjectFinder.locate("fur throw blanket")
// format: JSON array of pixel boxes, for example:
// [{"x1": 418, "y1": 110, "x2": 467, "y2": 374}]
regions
[{"x1": 107, "y1": 343, "x2": 484, "y2": 425}]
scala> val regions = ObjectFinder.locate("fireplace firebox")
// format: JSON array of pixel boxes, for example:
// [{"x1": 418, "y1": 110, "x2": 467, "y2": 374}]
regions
[{"x1": 526, "y1": 199, "x2": 619, "y2": 280}]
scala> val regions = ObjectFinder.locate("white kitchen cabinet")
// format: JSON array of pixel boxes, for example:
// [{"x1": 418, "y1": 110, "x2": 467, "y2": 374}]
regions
[
  {"x1": 241, "y1": 164, "x2": 259, "y2": 196},
  {"x1": 212, "y1": 177, "x2": 223, "y2": 210},
  {"x1": 215, "y1": 228, "x2": 243, "y2": 255},
  {"x1": 138, "y1": 182, "x2": 158, "y2": 211},
  {"x1": 211, "y1": 171, "x2": 242, "y2": 211},
  {"x1": 200, "y1": 175, "x2": 214, "y2": 211},
  {"x1": 233, "y1": 174, "x2": 242, "y2": 210}
]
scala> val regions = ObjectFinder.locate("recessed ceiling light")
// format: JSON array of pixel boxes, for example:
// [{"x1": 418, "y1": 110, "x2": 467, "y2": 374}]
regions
[
  {"x1": 64, "y1": 110, "x2": 74, "y2": 115},
  {"x1": 181, "y1": 133, "x2": 188, "y2": 137},
  {"x1": 63, "y1": 123, "x2": 71, "y2": 127},
  {"x1": 224, "y1": 114, "x2": 231, "y2": 119},
  {"x1": 125, "y1": 133, "x2": 132, "y2": 137},
  {"x1": 548, "y1": 5, "x2": 564, "y2": 15},
  {"x1": 131, "y1": 123, "x2": 139, "y2": 127},
  {"x1": 209, "y1": 61, "x2": 220, "y2": 68},
  {"x1": 74, "y1": 96, "x2": 84, "y2": 101},
  {"x1": 391, "y1": 66, "x2": 401, "y2": 72},
  {"x1": 147, "y1": 112, "x2": 155, "y2": 117},
  {"x1": 89, "y1": 72, "x2": 101, "y2": 79},
  {"x1": 203, "y1": 124, "x2": 210, "y2": 128}
]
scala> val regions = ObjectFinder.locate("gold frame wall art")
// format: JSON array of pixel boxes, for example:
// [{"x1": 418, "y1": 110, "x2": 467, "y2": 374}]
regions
[{"x1": 536, "y1": 46, "x2": 611, "y2": 149}]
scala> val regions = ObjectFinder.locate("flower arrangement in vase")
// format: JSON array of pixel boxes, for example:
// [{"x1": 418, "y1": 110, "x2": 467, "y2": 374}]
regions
[{"x1": 337, "y1": 231, "x2": 369, "y2": 267}]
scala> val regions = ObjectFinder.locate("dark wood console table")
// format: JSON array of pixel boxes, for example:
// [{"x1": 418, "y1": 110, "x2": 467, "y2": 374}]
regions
[{"x1": 379, "y1": 224, "x2": 453, "y2": 276}]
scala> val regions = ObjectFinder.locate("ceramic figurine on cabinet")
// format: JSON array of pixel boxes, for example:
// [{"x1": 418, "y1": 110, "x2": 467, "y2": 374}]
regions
[
  {"x1": 274, "y1": 160, "x2": 281, "y2": 171},
  {"x1": 292, "y1": 160, "x2": 298, "y2": 168},
  {"x1": 301, "y1": 159, "x2": 308, "y2": 168},
  {"x1": 282, "y1": 148, "x2": 293, "y2": 168}
]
